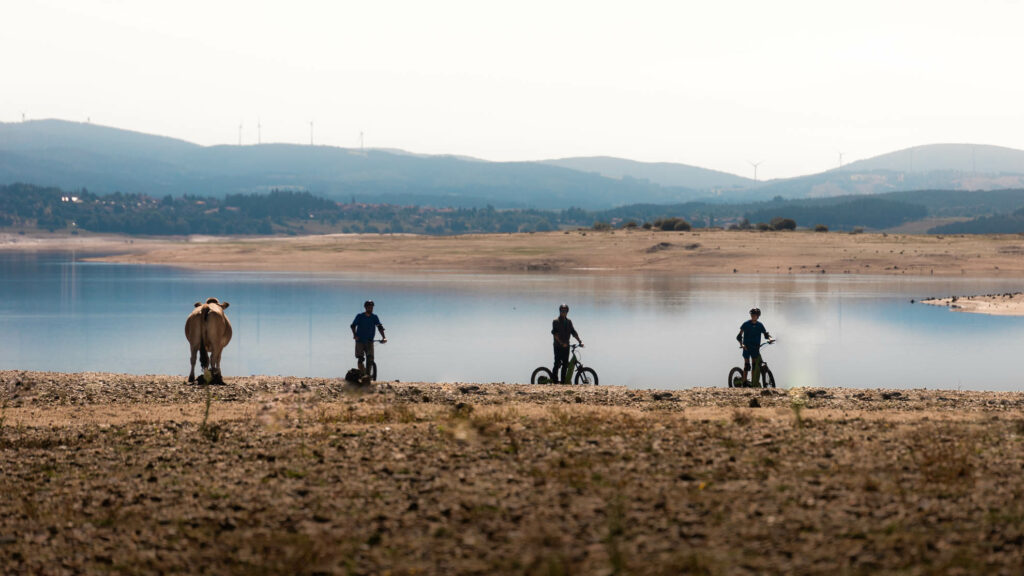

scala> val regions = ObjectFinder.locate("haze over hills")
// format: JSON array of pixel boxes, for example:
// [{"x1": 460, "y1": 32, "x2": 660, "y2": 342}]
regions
[
  {"x1": 0, "y1": 120, "x2": 701, "y2": 210},
  {"x1": 4, "y1": 120, "x2": 1024, "y2": 209},
  {"x1": 541, "y1": 156, "x2": 754, "y2": 191},
  {"x1": 841, "y1": 143, "x2": 1024, "y2": 173}
]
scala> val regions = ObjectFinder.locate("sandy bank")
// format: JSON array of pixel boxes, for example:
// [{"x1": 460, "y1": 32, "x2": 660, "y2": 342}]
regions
[
  {"x1": 922, "y1": 292, "x2": 1024, "y2": 316},
  {"x1": 6, "y1": 229, "x2": 1024, "y2": 278}
]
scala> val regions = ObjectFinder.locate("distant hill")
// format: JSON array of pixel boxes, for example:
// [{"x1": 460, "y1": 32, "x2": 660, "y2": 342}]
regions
[
  {"x1": 0, "y1": 120, "x2": 706, "y2": 210},
  {"x1": 543, "y1": 145, "x2": 1024, "y2": 202},
  {"x1": 541, "y1": 156, "x2": 754, "y2": 191},
  {"x1": 841, "y1": 143, "x2": 1024, "y2": 174},
  {"x1": 6, "y1": 120, "x2": 1024, "y2": 210},
  {"x1": 744, "y1": 144, "x2": 1024, "y2": 200}
]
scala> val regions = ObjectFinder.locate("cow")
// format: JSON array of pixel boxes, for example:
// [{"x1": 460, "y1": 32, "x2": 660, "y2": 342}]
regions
[{"x1": 185, "y1": 297, "x2": 233, "y2": 385}]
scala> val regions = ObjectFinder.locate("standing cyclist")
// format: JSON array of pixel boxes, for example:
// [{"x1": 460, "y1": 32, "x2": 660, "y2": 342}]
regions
[
  {"x1": 351, "y1": 300, "x2": 386, "y2": 375},
  {"x1": 737, "y1": 307, "x2": 773, "y2": 386},
  {"x1": 552, "y1": 303, "x2": 583, "y2": 384}
]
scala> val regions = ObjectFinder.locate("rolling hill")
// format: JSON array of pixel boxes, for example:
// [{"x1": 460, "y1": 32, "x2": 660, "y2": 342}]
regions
[
  {"x1": 541, "y1": 156, "x2": 754, "y2": 191},
  {"x1": 0, "y1": 120, "x2": 705, "y2": 210},
  {"x1": 5, "y1": 120, "x2": 1024, "y2": 209}
]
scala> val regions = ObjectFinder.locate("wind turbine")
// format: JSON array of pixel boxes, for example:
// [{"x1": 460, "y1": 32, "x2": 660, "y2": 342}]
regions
[
  {"x1": 748, "y1": 160, "x2": 764, "y2": 181},
  {"x1": 836, "y1": 150, "x2": 845, "y2": 169},
  {"x1": 309, "y1": 121, "x2": 314, "y2": 146}
]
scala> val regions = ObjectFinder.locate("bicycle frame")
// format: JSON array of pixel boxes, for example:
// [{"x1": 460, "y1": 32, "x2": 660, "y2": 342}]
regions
[
  {"x1": 729, "y1": 340, "x2": 776, "y2": 388},
  {"x1": 565, "y1": 348, "x2": 579, "y2": 384},
  {"x1": 532, "y1": 343, "x2": 597, "y2": 385}
]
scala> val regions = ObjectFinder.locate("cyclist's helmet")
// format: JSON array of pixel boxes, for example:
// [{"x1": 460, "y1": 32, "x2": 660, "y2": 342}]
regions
[
  {"x1": 559, "y1": 303, "x2": 569, "y2": 311},
  {"x1": 750, "y1": 307, "x2": 761, "y2": 316},
  {"x1": 364, "y1": 300, "x2": 375, "y2": 307}
]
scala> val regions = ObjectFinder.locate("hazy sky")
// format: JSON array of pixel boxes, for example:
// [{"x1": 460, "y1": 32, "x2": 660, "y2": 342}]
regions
[{"x1": 4, "y1": 0, "x2": 1024, "y2": 179}]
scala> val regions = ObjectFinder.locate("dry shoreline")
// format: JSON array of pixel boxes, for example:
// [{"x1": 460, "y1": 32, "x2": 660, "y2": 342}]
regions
[
  {"x1": 6, "y1": 229, "x2": 1024, "y2": 316},
  {"x1": 2, "y1": 370, "x2": 1023, "y2": 574},
  {"x1": 922, "y1": 292, "x2": 1024, "y2": 316},
  {"x1": 4, "y1": 229, "x2": 1024, "y2": 277}
]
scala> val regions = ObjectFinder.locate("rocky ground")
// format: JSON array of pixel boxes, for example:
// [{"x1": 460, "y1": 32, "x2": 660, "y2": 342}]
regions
[{"x1": 1, "y1": 371, "x2": 1023, "y2": 575}]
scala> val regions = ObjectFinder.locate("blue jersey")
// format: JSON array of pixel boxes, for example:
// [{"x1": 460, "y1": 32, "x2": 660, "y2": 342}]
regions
[
  {"x1": 351, "y1": 313, "x2": 383, "y2": 342},
  {"x1": 737, "y1": 320, "x2": 769, "y2": 352}
]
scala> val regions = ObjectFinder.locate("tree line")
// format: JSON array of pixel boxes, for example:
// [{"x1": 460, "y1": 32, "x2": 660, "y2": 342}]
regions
[
  {"x1": 0, "y1": 183, "x2": 586, "y2": 235},
  {"x1": 928, "y1": 207, "x2": 1024, "y2": 234},
  {"x1": 3, "y1": 182, "x2": 999, "y2": 236}
]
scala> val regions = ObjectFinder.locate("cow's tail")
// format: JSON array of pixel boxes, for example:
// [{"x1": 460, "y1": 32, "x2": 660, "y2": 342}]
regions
[{"x1": 199, "y1": 305, "x2": 210, "y2": 368}]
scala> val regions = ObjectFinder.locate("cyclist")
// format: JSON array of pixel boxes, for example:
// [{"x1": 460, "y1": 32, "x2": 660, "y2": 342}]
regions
[
  {"x1": 552, "y1": 303, "x2": 583, "y2": 384},
  {"x1": 736, "y1": 307, "x2": 773, "y2": 386},
  {"x1": 351, "y1": 300, "x2": 386, "y2": 375}
]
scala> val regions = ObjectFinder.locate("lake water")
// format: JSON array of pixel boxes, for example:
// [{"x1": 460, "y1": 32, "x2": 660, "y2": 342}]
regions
[{"x1": 1, "y1": 251, "x2": 1022, "y2": 391}]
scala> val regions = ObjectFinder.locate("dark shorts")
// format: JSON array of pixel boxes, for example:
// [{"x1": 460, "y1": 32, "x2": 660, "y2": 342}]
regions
[
  {"x1": 742, "y1": 349, "x2": 760, "y2": 361},
  {"x1": 355, "y1": 340, "x2": 375, "y2": 360}
]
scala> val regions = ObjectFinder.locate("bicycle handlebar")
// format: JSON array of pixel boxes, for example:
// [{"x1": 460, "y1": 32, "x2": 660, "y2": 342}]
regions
[{"x1": 738, "y1": 340, "x2": 776, "y2": 349}]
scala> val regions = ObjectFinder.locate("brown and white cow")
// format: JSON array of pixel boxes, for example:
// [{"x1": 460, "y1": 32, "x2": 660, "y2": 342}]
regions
[{"x1": 185, "y1": 298, "x2": 233, "y2": 384}]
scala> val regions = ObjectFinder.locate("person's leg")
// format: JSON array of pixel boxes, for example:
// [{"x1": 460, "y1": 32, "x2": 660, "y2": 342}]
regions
[
  {"x1": 751, "y1": 354, "x2": 761, "y2": 387},
  {"x1": 560, "y1": 348, "x2": 570, "y2": 383},
  {"x1": 743, "y1": 353, "x2": 751, "y2": 384},
  {"x1": 355, "y1": 341, "x2": 365, "y2": 372},
  {"x1": 364, "y1": 341, "x2": 375, "y2": 374},
  {"x1": 553, "y1": 344, "x2": 568, "y2": 383}
]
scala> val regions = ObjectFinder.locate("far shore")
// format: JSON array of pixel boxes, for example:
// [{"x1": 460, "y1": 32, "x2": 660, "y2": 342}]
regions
[
  {"x1": 922, "y1": 292, "x2": 1024, "y2": 316},
  {"x1": 5, "y1": 229, "x2": 1024, "y2": 315}
]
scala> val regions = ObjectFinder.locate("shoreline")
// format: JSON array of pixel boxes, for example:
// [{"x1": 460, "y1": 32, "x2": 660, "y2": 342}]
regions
[
  {"x1": 921, "y1": 291, "x2": 1024, "y2": 316},
  {"x1": 5, "y1": 229, "x2": 1024, "y2": 315}
]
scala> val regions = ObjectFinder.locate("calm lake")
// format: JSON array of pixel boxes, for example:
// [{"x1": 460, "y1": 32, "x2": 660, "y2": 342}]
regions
[{"x1": 1, "y1": 251, "x2": 1022, "y2": 391}]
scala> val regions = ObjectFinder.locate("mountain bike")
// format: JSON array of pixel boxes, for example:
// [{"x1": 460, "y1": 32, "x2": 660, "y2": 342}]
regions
[
  {"x1": 531, "y1": 344, "x2": 599, "y2": 385},
  {"x1": 728, "y1": 341, "x2": 776, "y2": 388}
]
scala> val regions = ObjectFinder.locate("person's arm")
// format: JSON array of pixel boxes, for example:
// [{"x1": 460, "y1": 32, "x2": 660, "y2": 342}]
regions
[
  {"x1": 763, "y1": 324, "x2": 773, "y2": 343},
  {"x1": 570, "y1": 321, "x2": 582, "y2": 345},
  {"x1": 736, "y1": 326, "x2": 745, "y2": 349},
  {"x1": 377, "y1": 319, "x2": 386, "y2": 342},
  {"x1": 351, "y1": 316, "x2": 359, "y2": 340}
]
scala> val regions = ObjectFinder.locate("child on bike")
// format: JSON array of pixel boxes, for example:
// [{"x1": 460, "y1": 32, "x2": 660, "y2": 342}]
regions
[
  {"x1": 736, "y1": 307, "x2": 773, "y2": 387},
  {"x1": 351, "y1": 300, "x2": 386, "y2": 375}
]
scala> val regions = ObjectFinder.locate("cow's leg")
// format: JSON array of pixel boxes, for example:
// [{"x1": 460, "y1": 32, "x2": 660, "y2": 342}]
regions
[
  {"x1": 210, "y1": 347, "x2": 224, "y2": 385},
  {"x1": 188, "y1": 346, "x2": 198, "y2": 383}
]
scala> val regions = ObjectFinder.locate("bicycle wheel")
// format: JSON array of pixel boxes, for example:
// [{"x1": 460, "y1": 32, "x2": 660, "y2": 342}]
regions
[
  {"x1": 728, "y1": 367, "x2": 744, "y2": 388},
  {"x1": 531, "y1": 367, "x2": 553, "y2": 384},
  {"x1": 369, "y1": 361, "x2": 377, "y2": 382},
  {"x1": 761, "y1": 366, "x2": 775, "y2": 388},
  {"x1": 574, "y1": 367, "x2": 598, "y2": 386}
]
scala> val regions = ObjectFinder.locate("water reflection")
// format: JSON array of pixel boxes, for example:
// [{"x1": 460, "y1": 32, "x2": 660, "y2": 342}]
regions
[{"x1": 0, "y1": 252, "x2": 1021, "y2": 391}]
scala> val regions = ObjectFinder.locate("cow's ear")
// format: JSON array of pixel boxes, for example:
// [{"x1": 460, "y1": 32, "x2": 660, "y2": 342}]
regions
[
  {"x1": 194, "y1": 302, "x2": 202, "y2": 308},
  {"x1": 221, "y1": 302, "x2": 230, "y2": 310}
]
